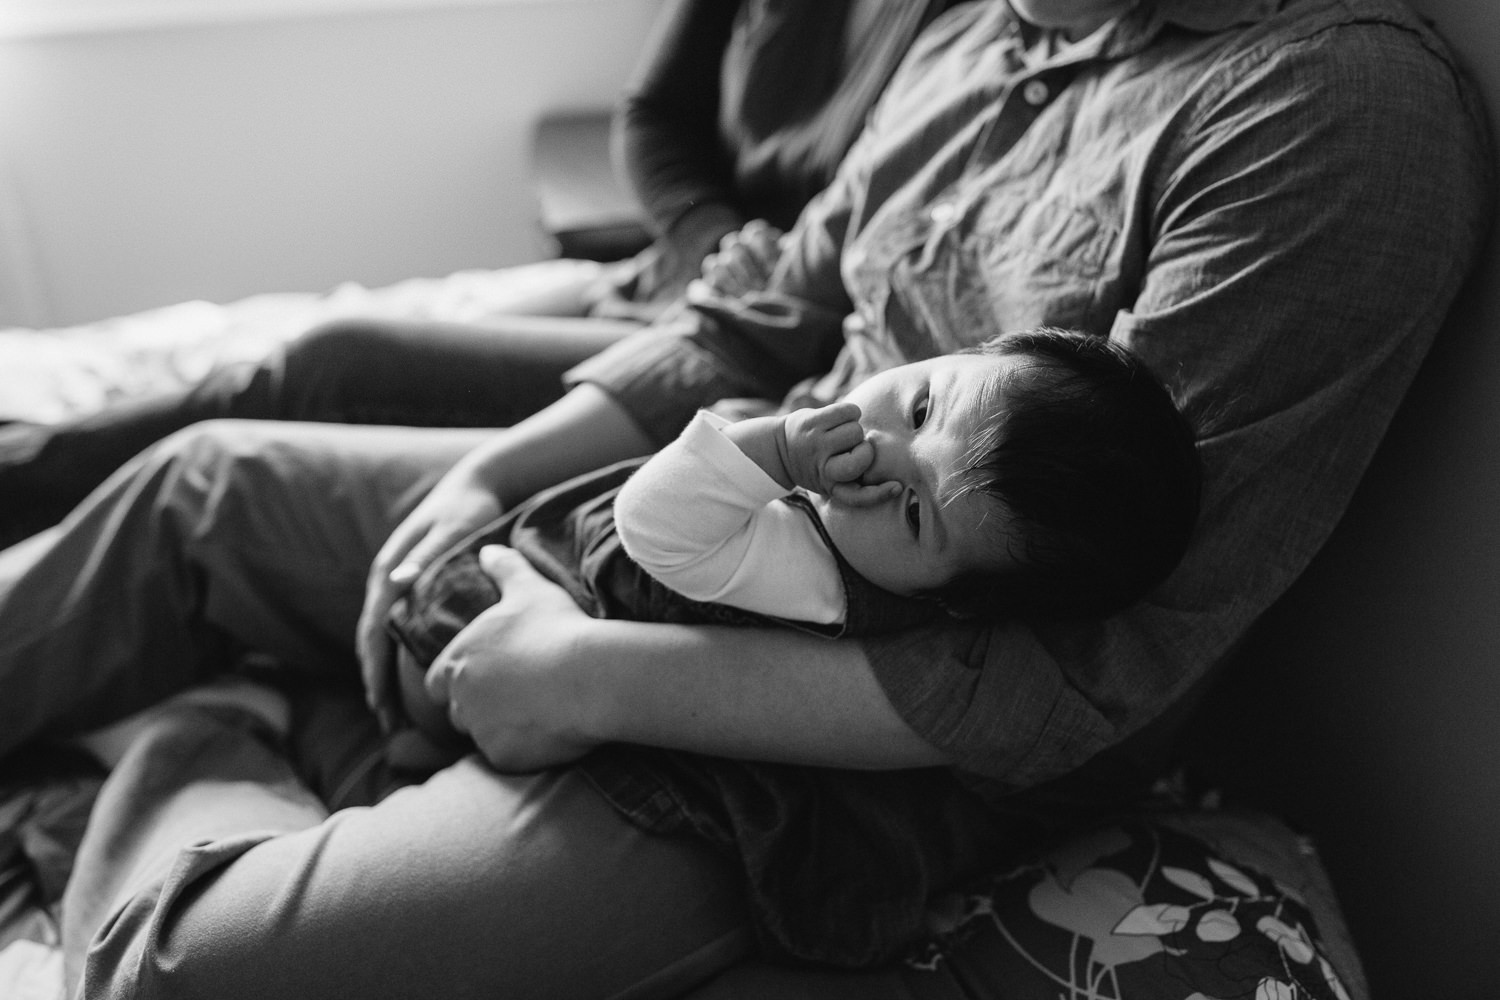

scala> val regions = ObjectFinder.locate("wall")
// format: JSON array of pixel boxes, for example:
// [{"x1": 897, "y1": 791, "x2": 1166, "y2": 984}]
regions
[
  {"x1": 1187, "y1": 1, "x2": 1500, "y2": 997},
  {"x1": 0, "y1": 0, "x2": 665, "y2": 328}
]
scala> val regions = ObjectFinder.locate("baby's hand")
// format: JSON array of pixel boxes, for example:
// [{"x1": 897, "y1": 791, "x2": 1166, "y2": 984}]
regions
[{"x1": 780, "y1": 402, "x2": 900, "y2": 505}]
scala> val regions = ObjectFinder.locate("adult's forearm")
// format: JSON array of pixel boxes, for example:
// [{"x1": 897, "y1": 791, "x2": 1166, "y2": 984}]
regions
[
  {"x1": 616, "y1": 0, "x2": 739, "y2": 233},
  {"x1": 572, "y1": 619, "x2": 949, "y2": 769},
  {"x1": 455, "y1": 384, "x2": 655, "y2": 510}
]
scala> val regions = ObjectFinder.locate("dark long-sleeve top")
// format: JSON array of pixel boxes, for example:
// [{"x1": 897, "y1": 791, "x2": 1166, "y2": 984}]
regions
[{"x1": 616, "y1": 0, "x2": 961, "y2": 238}]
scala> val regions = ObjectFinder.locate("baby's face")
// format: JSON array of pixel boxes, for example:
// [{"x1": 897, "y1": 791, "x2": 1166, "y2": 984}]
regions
[{"x1": 812, "y1": 353, "x2": 1019, "y2": 596}]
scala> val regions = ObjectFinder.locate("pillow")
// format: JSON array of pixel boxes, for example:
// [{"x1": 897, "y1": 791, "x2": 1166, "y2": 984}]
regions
[{"x1": 685, "y1": 806, "x2": 1366, "y2": 1000}]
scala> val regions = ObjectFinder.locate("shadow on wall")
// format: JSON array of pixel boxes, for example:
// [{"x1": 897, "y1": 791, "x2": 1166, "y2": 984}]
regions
[{"x1": 1183, "y1": 1, "x2": 1500, "y2": 997}]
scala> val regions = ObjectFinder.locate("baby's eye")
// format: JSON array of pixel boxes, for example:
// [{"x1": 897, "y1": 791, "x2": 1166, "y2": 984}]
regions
[
  {"x1": 905, "y1": 495, "x2": 921, "y2": 538},
  {"x1": 911, "y1": 393, "x2": 929, "y2": 429}
]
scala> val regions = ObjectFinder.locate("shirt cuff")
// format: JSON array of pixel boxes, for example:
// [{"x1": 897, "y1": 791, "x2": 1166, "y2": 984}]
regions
[
  {"x1": 860, "y1": 619, "x2": 1113, "y2": 787},
  {"x1": 682, "y1": 411, "x2": 791, "y2": 503},
  {"x1": 564, "y1": 320, "x2": 760, "y2": 447}
]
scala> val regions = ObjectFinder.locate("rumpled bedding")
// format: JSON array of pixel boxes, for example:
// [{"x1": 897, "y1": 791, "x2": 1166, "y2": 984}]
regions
[
  {"x1": 0, "y1": 259, "x2": 609, "y2": 424},
  {"x1": 0, "y1": 258, "x2": 606, "y2": 1000},
  {"x1": 0, "y1": 749, "x2": 101, "y2": 1000}
]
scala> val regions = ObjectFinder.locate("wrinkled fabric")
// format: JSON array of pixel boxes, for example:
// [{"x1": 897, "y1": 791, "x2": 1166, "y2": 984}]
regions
[
  {"x1": 621, "y1": 0, "x2": 959, "y2": 235},
  {"x1": 63, "y1": 715, "x2": 749, "y2": 1000},
  {"x1": 0, "y1": 422, "x2": 754, "y2": 998}
]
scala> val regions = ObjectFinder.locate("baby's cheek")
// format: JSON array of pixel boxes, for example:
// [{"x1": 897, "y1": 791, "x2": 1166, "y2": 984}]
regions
[{"x1": 820, "y1": 505, "x2": 886, "y2": 579}]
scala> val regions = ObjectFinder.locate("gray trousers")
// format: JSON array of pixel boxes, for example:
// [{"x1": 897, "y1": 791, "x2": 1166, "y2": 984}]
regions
[{"x1": 0, "y1": 419, "x2": 750, "y2": 999}]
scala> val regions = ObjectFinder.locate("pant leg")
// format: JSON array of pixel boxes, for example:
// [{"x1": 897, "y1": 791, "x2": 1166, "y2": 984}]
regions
[
  {"x1": 65, "y1": 709, "x2": 752, "y2": 1000},
  {"x1": 0, "y1": 419, "x2": 492, "y2": 758},
  {"x1": 59, "y1": 708, "x2": 330, "y2": 994},
  {"x1": 273, "y1": 315, "x2": 640, "y2": 428},
  {"x1": 0, "y1": 314, "x2": 638, "y2": 547}
]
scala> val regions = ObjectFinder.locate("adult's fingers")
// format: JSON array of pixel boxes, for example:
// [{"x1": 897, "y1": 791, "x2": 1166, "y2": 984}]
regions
[
  {"x1": 356, "y1": 506, "x2": 487, "y2": 729},
  {"x1": 356, "y1": 534, "x2": 427, "y2": 732},
  {"x1": 477, "y1": 542, "x2": 541, "y2": 585},
  {"x1": 739, "y1": 219, "x2": 782, "y2": 261},
  {"x1": 714, "y1": 251, "x2": 758, "y2": 294},
  {"x1": 436, "y1": 659, "x2": 470, "y2": 736}
]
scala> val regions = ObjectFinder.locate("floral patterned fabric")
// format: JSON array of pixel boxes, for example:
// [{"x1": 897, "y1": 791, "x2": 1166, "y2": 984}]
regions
[{"x1": 905, "y1": 813, "x2": 1361, "y2": 1000}]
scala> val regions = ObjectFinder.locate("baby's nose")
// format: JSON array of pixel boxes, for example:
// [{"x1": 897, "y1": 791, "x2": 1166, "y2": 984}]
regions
[{"x1": 860, "y1": 429, "x2": 907, "y2": 486}]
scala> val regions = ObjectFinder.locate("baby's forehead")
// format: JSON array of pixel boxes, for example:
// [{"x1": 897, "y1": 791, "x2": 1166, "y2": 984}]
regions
[
  {"x1": 942, "y1": 349, "x2": 1019, "y2": 389},
  {"x1": 939, "y1": 356, "x2": 1013, "y2": 432}
]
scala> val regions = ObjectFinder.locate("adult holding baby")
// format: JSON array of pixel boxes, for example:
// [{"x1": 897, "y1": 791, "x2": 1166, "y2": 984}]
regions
[{"x1": 0, "y1": 1, "x2": 1490, "y2": 998}]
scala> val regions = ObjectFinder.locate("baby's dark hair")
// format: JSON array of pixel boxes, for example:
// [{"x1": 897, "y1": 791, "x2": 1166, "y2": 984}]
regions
[{"x1": 932, "y1": 327, "x2": 1200, "y2": 620}]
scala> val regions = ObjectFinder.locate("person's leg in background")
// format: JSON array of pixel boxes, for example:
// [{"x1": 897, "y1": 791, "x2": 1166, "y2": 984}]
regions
[
  {"x1": 0, "y1": 314, "x2": 638, "y2": 548},
  {"x1": 0, "y1": 418, "x2": 491, "y2": 758},
  {"x1": 62, "y1": 703, "x2": 751, "y2": 1000}
]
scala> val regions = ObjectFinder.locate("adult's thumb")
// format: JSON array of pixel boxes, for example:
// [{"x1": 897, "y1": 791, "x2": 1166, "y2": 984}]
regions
[{"x1": 478, "y1": 544, "x2": 532, "y2": 583}]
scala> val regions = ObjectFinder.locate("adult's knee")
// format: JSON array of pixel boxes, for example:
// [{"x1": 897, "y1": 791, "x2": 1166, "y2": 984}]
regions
[
  {"x1": 146, "y1": 420, "x2": 262, "y2": 484},
  {"x1": 277, "y1": 318, "x2": 426, "y2": 422},
  {"x1": 282, "y1": 319, "x2": 417, "y2": 389},
  {"x1": 75, "y1": 835, "x2": 291, "y2": 1000},
  {"x1": 68, "y1": 718, "x2": 327, "y2": 1000},
  {"x1": 283, "y1": 318, "x2": 404, "y2": 379},
  {"x1": 129, "y1": 421, "x2": 295, "y2": 535}
]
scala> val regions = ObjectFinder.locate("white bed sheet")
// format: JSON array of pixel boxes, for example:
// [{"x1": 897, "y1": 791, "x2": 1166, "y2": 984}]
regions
[{"x1": 0, "y1": 258, "x2": 609, "y2": 425}]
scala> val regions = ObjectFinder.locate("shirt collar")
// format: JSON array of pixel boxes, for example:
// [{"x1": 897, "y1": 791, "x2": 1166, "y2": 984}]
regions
[
  {"x1": 1153, "y1": 0, "x2": 1278, "y2": 32},
  {"x1": 1099, "y1": 0, "x2": 1280, "y2": 60},
  {"x1": 1004, "y1": 0, "x2": 1280, "y2": 66}
]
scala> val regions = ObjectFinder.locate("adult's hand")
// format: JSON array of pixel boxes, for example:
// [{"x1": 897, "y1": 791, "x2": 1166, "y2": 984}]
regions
[
  {"x1": 594, "y1": 203, "x2": 746, "y2": 320},
  {"x1": 425, "y1": 545, "x2": 599, "y2": 772},
  {"x1": 355, "y1": 463, "x2": 504, "y2": 733},
  {"x1": 356, "y1": 384, "x2": 655, "y2": 732},
  {"x1": 429, "y1": 545, "x2": 948, "y2": 773},
  {"x1": 690, "y1": 219, "x2": 784, "y2": 302}
]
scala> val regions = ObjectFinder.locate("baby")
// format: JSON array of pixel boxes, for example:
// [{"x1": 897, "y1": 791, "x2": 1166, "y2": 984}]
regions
[{"x1": 386, "y1": 327, "x2": 1200, "y2": 750}]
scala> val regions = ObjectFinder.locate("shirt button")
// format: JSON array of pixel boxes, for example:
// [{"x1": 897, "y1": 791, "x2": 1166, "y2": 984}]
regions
[
  {"x1": 929, "y1": 201, "x2": 958, "y2": 225},
  {"x1": 1023, "y1": 79, "x2": 1050, "y2": 106}
]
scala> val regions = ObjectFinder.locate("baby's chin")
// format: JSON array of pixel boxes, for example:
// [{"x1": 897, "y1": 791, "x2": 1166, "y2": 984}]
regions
[
  {"x1": 807, "y1": 491, "x2": 856, "y2": 549},
  {"x1": 807, "y1": 492, "x2": 847, "y2": 542},
  {"x1": 808, "y1": 492, "x2": 868, "y2": 536}
]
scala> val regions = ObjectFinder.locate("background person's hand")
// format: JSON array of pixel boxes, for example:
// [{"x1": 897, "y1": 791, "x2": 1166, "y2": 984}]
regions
[
  {"x1": 355, "y1": 465, "x2": 503, "y2": 733},
  {"x1": 424, "y1": 545, "x2": 598, "y2": 772},
  {"x1": 688, "y1": 219, "x2": 784, "y2": 301}
]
